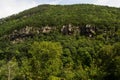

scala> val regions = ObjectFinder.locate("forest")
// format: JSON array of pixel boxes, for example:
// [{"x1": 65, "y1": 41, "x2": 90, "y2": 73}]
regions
[{"x1": 0, "y1": 4, "x2": 120, "y2": 80}]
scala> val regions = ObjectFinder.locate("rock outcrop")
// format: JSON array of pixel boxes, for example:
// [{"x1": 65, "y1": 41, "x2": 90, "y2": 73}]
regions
[
  {"x1": 6, "y1": 26, "x2": 56, "y2": 43},
  {"x1": 42, "y1": 26, "x2": 52, "y2": 33},
  {"x1": 61, "y1": 24, "x2": 96, "y2": 37},
  {"x1": 3, "y1": 24, "x2": 96, "y2": 44},
  {"x1": 9, "y1": 26, "x2": 38, "y2": 41},
  {"x1": 61, "y1": 24, "x2": 74, "y2": 35},
  {"x1": 80, "y1": 24, "x2": 96, "y2": 37}
]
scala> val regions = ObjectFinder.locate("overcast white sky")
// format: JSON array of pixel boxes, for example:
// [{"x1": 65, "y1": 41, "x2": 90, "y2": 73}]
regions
[{"x1": 0, "y1": 0, "x2": 120, "y2": 19}]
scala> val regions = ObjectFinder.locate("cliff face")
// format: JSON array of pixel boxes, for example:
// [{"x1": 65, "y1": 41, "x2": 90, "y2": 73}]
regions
[
  {"x1": 6, "y1": 26, "x2": 55, "y2": 43},
  {"x1": 3, "y1": 24, "x2": 96, "y2": 43}
]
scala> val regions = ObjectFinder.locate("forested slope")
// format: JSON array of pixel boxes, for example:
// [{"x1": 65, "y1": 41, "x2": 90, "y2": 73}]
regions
[{"x1": 0, "y1": 4, "x2": 120, "y2": 80}]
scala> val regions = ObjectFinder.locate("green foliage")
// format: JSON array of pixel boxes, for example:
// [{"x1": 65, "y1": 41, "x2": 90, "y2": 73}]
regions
[{"x1": 28, "y1": 41, "x2": 63, "y2": 79}]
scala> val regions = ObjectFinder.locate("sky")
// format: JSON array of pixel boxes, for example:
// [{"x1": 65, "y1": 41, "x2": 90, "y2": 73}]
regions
[{"x1": 0, "y1": 0, "x2": 120, "y2": 19}]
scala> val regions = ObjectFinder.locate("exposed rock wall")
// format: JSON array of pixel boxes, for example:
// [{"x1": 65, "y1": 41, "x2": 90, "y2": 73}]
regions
[
  {"x1": 4, "y1": 24, "x2": 96, "y2": 44},
  {"x1": 61, "y1": 24, "x2": 96, "y2": 37}
]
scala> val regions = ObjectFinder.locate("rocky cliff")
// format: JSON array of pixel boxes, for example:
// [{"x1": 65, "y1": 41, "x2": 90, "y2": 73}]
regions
[{"x1": 3, "y1": 24, "x2": 97, "y2": 43}]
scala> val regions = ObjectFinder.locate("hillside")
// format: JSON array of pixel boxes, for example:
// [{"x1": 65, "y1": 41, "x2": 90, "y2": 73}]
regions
[
  {"x1": 0, "y1": 4, "x2": 120, "y2": 36},
  {"x1": 0, "y1": 4, "x2": 120, "y2": 80}
]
